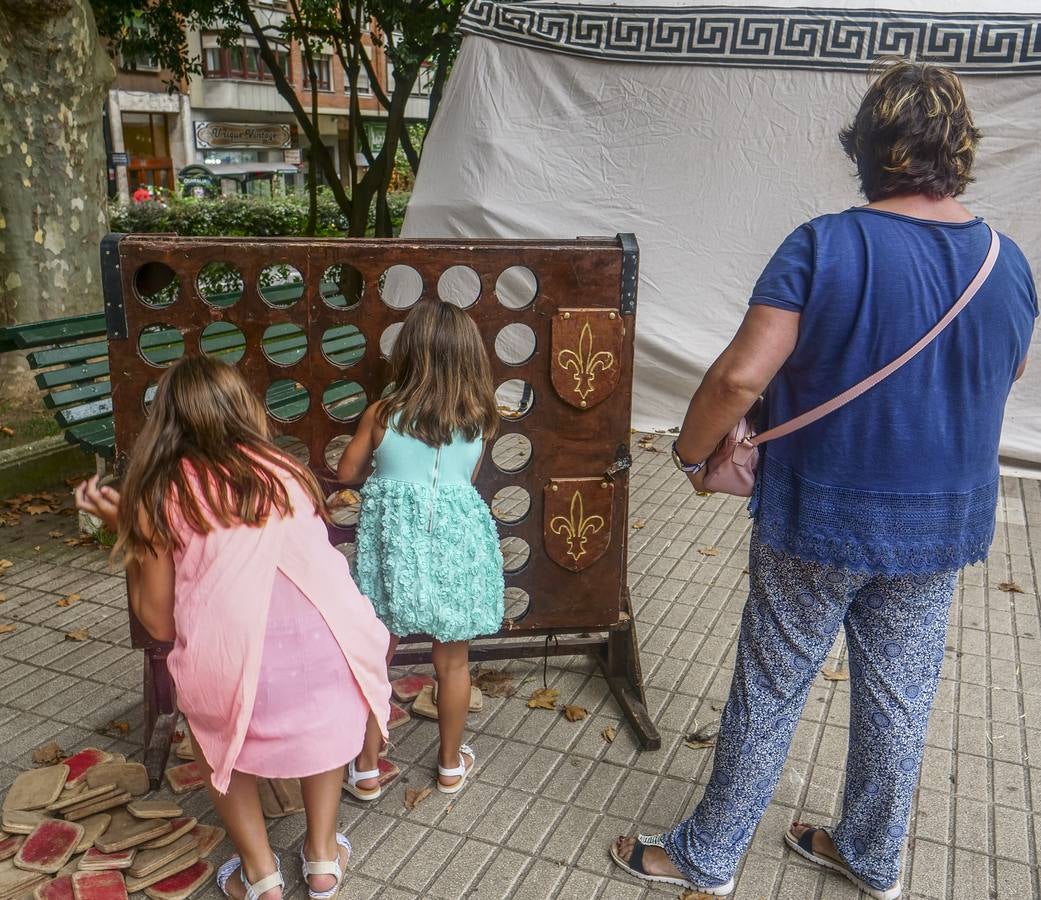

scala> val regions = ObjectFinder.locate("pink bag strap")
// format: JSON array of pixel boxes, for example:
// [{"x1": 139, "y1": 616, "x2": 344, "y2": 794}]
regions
[{"x1": 750, "y1": 225, "x2": 1000, "y2": 448}]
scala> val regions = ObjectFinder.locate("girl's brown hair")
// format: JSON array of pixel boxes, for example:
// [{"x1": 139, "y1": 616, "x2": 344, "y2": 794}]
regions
[
  {"x1": 840, "y1": 58, "x2": 981, "y2": 201},
  {"x1": 379, "y1": 300, "x2": 499, "y2": 447},
  {"x1": 114, "y1": 355, "x2": 327, "y2": 561}
]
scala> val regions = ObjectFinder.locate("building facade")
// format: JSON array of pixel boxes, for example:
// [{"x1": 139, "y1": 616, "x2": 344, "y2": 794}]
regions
[{"x1": 105, "y1": 4, "x2": 430, "y2": 201}]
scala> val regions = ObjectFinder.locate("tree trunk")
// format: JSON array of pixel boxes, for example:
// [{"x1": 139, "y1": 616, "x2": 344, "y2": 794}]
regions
[{"x1": 0, "y1": 0, "x2": 114, "y2": 397}]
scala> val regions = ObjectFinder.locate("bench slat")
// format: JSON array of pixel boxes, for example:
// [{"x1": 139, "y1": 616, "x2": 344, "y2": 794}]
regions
[
  {"x1": 35, "y1": 360, "x2": 110, "y2": 389},
  {"x1": 1, "y1": 313, "x2": 107, "y2": 349},
  {"x1": 28, "y1": 340, "x2": 109, "y2": 368}
]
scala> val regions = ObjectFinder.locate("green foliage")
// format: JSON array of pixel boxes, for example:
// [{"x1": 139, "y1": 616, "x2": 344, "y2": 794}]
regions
[
  {"x1": 91, "y1": 0, "x2": 459, "y2": 236},
  {"x1": 109, "y1": 190, "x2": 411, "y2": 237}
]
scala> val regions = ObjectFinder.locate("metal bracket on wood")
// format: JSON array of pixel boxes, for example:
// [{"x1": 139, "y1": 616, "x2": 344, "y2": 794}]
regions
[
  {"x1": 604, "y1": 443, "x2": 632, "y2": 481},
  {"x1": 617, "y1": 233, "x2": 639, "y2": 315},
  {"x1": 100, "y1": 233, "x2": 128, "y2": 340}
]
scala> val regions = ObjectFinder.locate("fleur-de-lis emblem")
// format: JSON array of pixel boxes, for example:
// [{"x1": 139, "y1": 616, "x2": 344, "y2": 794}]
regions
[
  {"x1": 549, "y1": 490, "x2": 605, "y2": 562},
  {"x1": 557, "y1": 322, "x2": 615, "y2": 401}
]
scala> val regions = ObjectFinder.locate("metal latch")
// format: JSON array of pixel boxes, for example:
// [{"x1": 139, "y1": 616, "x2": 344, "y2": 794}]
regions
[{"x1": 604, "y1": 449, "x2": 632, "y2": 481}]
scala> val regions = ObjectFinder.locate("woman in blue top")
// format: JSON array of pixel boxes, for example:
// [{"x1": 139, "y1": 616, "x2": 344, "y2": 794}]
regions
[{"x1": 612, "y1": 61, "x2": 1036, "y2": 898}]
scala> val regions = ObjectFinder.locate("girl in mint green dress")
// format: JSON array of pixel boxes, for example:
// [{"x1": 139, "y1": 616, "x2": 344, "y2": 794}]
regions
[{"x1": 337, "y1": 299, "x2": 504, "y2": 798}]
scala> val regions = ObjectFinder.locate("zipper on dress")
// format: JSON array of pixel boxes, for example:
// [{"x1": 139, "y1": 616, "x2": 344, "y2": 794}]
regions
[{"x1": 428, "y1": 446, "x2": 442, "y2": 533}]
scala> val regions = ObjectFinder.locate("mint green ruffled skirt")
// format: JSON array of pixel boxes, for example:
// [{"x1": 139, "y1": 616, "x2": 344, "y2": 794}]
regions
[{"x1": 354, "y1": 479, "x2": 505, "y2": 642}]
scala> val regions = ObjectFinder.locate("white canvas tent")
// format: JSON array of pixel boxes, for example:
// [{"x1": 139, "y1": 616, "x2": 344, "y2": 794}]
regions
[{"x1": 402, "y1": 0, "x2": 1041, "y2": 474}]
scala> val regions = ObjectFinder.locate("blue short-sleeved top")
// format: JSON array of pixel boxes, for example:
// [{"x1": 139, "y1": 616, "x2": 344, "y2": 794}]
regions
[{"x1": 749, "y1": 207, "x2": 1037, "y2": 575}]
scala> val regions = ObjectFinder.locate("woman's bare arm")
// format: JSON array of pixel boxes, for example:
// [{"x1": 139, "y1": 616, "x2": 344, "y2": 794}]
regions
[{"x1": 674, "y1": 305, "x2": 800, "y2": 486}]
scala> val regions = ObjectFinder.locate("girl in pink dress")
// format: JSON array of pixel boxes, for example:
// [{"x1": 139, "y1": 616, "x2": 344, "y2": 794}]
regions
[{"x1": 75, "y1": 356, "x2": 391, "y2": 900}]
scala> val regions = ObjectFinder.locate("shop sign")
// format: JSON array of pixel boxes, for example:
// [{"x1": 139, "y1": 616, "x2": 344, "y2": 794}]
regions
[
  {"x1": 284, "y1": 149, "x2": 302, "y2": 164},
  {"x1": 195, "y1": 122, "x2": 292, "y2": 150},
  {"x1": 109, "y1": 152, "x2": 130, "y2": 166}
]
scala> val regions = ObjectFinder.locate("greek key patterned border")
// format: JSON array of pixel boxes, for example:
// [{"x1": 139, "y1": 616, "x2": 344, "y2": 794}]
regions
[{"x1": 458, "y1": 1, "x2": 1041, "y2": 73}]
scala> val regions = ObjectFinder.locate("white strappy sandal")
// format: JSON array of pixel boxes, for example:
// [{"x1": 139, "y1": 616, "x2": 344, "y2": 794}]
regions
[
  {"x1": 216, "y1": 855, "x2": 283, "y2": 899},
  {"x1": 300, "y1": 833, "x2": 351, "y2": 900},
  {"x1": 344, "y1": 759, "x2": 381, "y2": 801},
  {"x1": 436, "y1": 743, "x2": 475, "y2": 795}
]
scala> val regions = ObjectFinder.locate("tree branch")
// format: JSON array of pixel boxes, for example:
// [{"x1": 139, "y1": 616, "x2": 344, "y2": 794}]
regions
[{"x1": 236, "y1": 0, "x2": 351, "y2": 215}]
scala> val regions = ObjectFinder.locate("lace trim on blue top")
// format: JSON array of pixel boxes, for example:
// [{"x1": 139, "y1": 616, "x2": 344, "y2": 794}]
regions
[{"x1": 751, "y1": 455, "x2": 996, "y2": 576}]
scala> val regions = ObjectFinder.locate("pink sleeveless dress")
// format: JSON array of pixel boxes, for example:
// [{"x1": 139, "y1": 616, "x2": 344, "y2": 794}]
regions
[{"x1": 166, "y1": 464, "x2": 391, "y2": 794}]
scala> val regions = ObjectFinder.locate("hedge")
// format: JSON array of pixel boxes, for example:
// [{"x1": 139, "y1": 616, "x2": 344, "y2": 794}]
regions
[{"x1": 108, "y1": 190, "x2": 411, "y2": 238}]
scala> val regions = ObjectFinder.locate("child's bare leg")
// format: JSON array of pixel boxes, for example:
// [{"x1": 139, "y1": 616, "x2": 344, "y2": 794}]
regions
[
  {"x1": 190, "y1": 736, "x2": 281, "y2": 900},
  {"x1": 353, "y1": 634, "x2": 399, "y2": 791},
  {"x1": 300, "y1": 766, "x2": 348, "y2": 893},
  {"x1": 431, "y1": 639, "x2": 472, "y2": 787}
]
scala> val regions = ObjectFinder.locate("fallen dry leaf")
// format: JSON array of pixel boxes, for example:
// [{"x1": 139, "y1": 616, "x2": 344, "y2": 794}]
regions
[
  {"x1": 107, "y1": 720, "x2": 130, "y2": 735},
  {"x1": 65, "y1": 628, "x2": 90, "y2": 642},
  {"x1": 48, "y1": 531, "x2": 64, "y2": 539},
  {"x1": 684, "y1": 721, "x2": 719, "y2": 750},
  {"x1": 25, "y1": 504, "x2": 52, "y2": 516},
  {"x1": 680, "y1": 890, "x2": 716, "y2": 900},
  {"x1": 602, "y1": 726, "x2": 617, "y2": 743},
  {"x1": 528, "y1": 688, "x2": 559, "y2": 710},
  {"x1": 631, "y1": 520, "x2": 646, "y2": 530},
  {"x1": 998, "y1": 582, "x2": 1025, "y2": 594},
  {"x1": 695, "y1": 491, "x2": 711, "y2": 497},
  {"x1": 0, "y1": 623, "x2": 16, "y2": 634},
  {"x1": 563, "y1": 705, "x2": 588, "y2": 722},
  {"x1": 821, "y1": 667, "x2": 849, "y2": 682},
  {"x1": 472, "y1": 667, "x2": 516, "y2": 698},
  {"x1": 0, "y1": 593, "x2": 6, "y2": 603},
  {"x1": 0, "y1": 559, "x2": 12, "y2": 572},
  {"x1": 698, "y1": 547, "x2": 720, "y2": 557},
  {"x1": 31, "y1": 741, "x2": 66, "y2": 765},
  {"x1": 56, "y1": 593, "x2": 81, "y2": 608},
  {"x1": 404, "y1": 786, "x2": 432, "y2": 810},
  {"x1": 0, "y1": 426, "x2": 14, "y2": 437}
]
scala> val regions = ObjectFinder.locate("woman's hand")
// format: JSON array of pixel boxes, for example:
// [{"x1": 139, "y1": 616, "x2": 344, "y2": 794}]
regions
[
  {"x1": 74, "y1": 476, "x2": 120, "y2": 532},
  {"x1": 686, "y1": 468, "x2": 708, "y2": 493}
]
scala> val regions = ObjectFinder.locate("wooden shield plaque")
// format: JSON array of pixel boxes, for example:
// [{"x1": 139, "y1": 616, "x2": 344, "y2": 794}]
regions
[
  {"x1": 551, "y1": 308, "x2": 624, "y2": 409},
  {"x1": 544, "y1": 477, "x2": 614, "y2": 572}
]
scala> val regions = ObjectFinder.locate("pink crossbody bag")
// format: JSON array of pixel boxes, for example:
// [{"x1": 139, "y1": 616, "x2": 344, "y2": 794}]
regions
[{"x1": 702, "y1": 226, "x2": 1000, "y2": 497}]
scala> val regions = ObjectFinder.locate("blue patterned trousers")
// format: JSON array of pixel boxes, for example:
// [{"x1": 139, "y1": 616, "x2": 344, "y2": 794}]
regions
[{"x1": 663, "y1": 532, "x2": 957, "y2": 891}]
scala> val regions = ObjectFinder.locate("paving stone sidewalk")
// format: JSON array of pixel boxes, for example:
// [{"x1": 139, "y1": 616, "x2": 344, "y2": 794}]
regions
[{"x1": 1, "y1": 436, "x2": 1039, "y2": 899}]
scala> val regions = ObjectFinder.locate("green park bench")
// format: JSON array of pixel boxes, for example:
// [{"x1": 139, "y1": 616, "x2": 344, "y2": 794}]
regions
[{"x1": 0, "y1": 281, "x2": 365, "y2": 461}]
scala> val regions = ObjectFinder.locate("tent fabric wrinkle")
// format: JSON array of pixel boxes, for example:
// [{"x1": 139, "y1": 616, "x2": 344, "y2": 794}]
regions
[{"x1": 403, "y1": 9, "x2": 1041, "y2": 472}]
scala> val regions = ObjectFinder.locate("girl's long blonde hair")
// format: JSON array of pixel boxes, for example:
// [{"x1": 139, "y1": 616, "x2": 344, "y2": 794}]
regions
[
  {"x1": 114, "y1": 355, "x2": 327, "y2": 561},
  {"x1": 379, "y1": 300, "x2": 499, "y2": 447}
]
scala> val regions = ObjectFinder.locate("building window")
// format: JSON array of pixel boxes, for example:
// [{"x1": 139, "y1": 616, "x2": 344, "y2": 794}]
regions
[
  {"x1": 302, "y1": 55, "x2": 332, "y2": 92},
  {"x1": 201, "y1": 34, "x2": 289, "y2": 82},
  {"x1": 122, "y1": 112, "x2": 173, "y2": 192},
  {"x1": 347, "y1": 49, "x2": 373, "y2": 95},
  {"x1": 120, "y1": 19, "x2": 160, "y2": 71},
  {"x1": 412, "y1": 63, "x2": 435, "y2": 97}
]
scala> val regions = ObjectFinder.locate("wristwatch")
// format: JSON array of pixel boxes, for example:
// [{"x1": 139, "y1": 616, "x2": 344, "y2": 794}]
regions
[{"x1": 671, "y1": 441, "x2": 705, "y2": 475}]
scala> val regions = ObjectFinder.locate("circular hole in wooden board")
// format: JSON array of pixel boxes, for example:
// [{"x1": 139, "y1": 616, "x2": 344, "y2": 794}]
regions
[
  {"x1": 495, "y1": 266, "x2": 538, "y2": 310},
  {"x1": 259, "y1": 263, "x2": 304, "y2": 309},
  {"x1": 198, "y1": 262, "x2": 244, "y2": 308},
  {"x1": 491, "y1": 433, "x2": 532, "y2": 474},
  {"x1": 492, "y1": 485, "x2": 531, "y2": 524},
  {"x1": 496, "y1": 379, "x2": 533, "y2": 421},
  {"x1": 139, "y1": 324, "x2": 185, "y2": 367},
  {"x1": 321, "y1": 263, "x2": 364, "y2": 311}
]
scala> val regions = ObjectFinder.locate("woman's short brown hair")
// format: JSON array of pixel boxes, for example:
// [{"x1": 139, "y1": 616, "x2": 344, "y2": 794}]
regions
[{"x1": 840, "y1": 58, "x2": 981, "y2": 202}]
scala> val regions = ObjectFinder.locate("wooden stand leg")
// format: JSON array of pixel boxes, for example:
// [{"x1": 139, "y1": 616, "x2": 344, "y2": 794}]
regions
[
  {"x1": 595, "y1": 589, "x2": 660, "y2": 750},
  {"x1": 142, "y1": 648, "x2": 178, "y2": 791}
]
